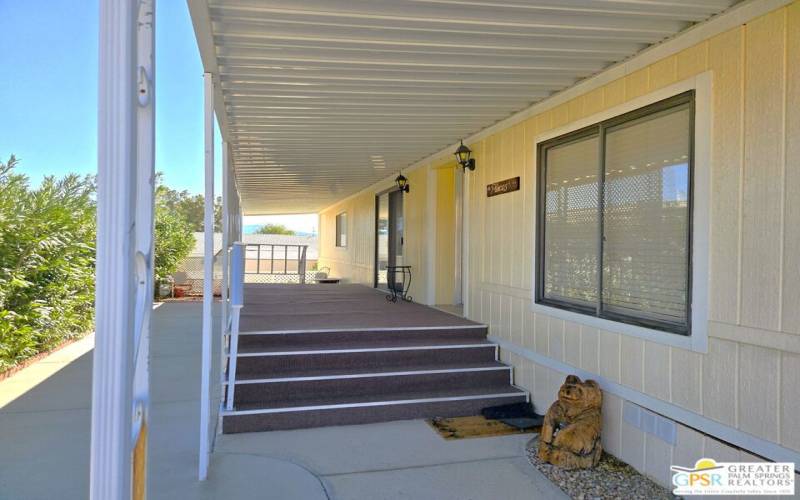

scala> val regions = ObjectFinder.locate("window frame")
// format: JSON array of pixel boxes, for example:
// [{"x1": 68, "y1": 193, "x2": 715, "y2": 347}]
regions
[
  {"x1": 335, "y1": 212, "x2": 347, "y2": 248},
  {"x1": 535, "y1": 91, "x2": 696, "y2": 337}
]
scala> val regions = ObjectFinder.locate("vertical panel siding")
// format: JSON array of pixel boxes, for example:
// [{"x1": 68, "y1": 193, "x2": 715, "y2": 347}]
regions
[
  {"x1": 741, "y1": 9, "x2": 786, "y2": 331},
  {"x1": 783, "y1": 2, "x2": 800, "y2": 334},
  {"x1": 708, "y1": 27, "x2": 744, "y2": 324},
  {"x1": 738, "y1": 344, "x2": 780, "y2": 441},
  {"x1": 781, "y1": 352, "x2": 800, "y2": 449}
]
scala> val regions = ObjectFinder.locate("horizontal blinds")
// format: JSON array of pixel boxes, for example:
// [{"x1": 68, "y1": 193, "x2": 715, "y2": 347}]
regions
[
  {"x1": 602, "y1": 105, "x2": 691, "y2": 325},
  {"x1": 542, "y1": 134, "x2": 599, "y2": 307}
]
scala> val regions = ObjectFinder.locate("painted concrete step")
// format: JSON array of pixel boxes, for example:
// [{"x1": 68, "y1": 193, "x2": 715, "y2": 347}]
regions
[
  {"x1": 236, "y1": 325, "x2": 488, "y2": 351},
  {"x1": 221, "y1": 386, "x2": 528, "y2": 433},
  {"x1": 232, "y1": 340, "x2": 498, "y2": 377},
  {"x1": 228, "y1": 362, "x2": 513, "y2": 406}
]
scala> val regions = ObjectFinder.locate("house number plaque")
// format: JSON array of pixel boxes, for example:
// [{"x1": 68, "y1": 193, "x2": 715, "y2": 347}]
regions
[{"x1": 486, "y1": 176, "x2": 520, "y2": 197}]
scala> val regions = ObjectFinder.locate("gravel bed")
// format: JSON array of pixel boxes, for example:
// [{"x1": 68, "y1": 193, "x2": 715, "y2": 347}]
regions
[{"x1": 525, "y1": 436, "x2": 677, "y2": 500}]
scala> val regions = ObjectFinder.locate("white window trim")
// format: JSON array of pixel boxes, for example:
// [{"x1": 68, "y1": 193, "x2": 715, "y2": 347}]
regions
[{"x1": 531, "y1": 72, "x2": 712, "y2": 353}]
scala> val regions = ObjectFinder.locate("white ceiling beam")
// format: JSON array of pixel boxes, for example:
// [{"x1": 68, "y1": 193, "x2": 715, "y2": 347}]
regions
[
  {"x1": 218, "y1": 70, "x2": 578, "y2": 86},
  {"x1": 210, "y1": 14, "x2": 668, "y2": 43},
  {"x1": 211, "y1": 24, "x2": 646, "y2": 55},
  {"x1": 218, "y1": 60, "x2": 591, "y2": 75},
  {"x1": 212, "y1": 34, "x2": 641, "y2": 59},
  {"x1": 405, "y1": 0, "x2": 727, "y2": 19},
  {"x1": 216, "y1": 47, "x2": 610, "y2": 71},
  {"x1": 222, "y1": 89, "x2": 550, "y2": 100},
  {"x1": 208, "y1": 0, "x2": 688, "y2": 33},
  {"x1": 220, "y1": 80, "x2": 567, "y2": 92}
]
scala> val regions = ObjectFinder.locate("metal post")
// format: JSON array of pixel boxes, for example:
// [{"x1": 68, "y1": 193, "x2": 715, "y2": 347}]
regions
[
  {"x1": 92, "y1": 0, "x2": 137, "y2": 496},
  {"x1": 218, "y1": 141, "x2": 230, "y2": 436},
  {"x1": 131, "y1": 1, "x2": 156, "y2": 498},
  {"x1": 92, "y1": 0, "x2": 155, "y2": 498},
  {"x1": 454, "y1": 166, "x2": 464, "y2": 306},
  {"x1": 221, "y1": 141, "x2": 229, "y2": 341},
  {"x1": 199, "y1": 71, "x2": 215, "y2": 481}
]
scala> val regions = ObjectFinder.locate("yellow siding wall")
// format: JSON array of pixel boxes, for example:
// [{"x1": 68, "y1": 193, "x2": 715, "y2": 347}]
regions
[
  {"x1": 317, "y1": 3, "x2": 800, "y2": 479},
  {"x1": 317, "y1": 190, "x2": 375, "y2": 285},
  {"x1": 318, "y1": 167, "x2": 431, "y2": 300},
  {"x1": 464, "y1": 4, "x2": 800, "y2": 465},
  {"x1": 435, "y1": 164, "x2": 456, "y2": 304}
]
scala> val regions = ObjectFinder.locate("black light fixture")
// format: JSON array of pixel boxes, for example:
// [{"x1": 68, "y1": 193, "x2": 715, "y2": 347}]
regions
[
  {"x1": 395, "y1": 172, "x2": 410, "y2": 193},
  {"x1": 454, "y1": 140, "x2": 476, "y2": 171}
]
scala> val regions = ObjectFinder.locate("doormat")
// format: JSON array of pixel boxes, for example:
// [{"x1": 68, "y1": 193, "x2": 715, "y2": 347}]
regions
[{"x1": 427, "y1": 415, "x2": 540, "y2": 440}]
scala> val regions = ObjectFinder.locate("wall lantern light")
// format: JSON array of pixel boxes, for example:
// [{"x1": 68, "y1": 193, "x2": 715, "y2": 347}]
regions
[
  {"x1": 395, "y1": 172, "x2": 410, "y2": 193},
  {"x1": 454, "y1": 140, "x2": 476, "y2": 171}
]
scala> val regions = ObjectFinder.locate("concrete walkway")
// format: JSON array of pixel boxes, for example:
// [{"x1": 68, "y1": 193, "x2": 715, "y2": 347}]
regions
[{"x1": 0, "y1": 302, "x2": 565, "y2": 500}]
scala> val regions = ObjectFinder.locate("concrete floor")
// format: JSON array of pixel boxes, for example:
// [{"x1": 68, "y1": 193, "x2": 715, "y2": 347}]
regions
[{"x1": 0, "y1": 301, "x2": 565, "y2": 500}]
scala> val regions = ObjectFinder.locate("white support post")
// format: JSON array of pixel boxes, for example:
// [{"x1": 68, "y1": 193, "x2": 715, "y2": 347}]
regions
[
  {"x1": 131, "y1": 1, "x2": 155, "y2": 497},
  {"x1": 453, "y1": 167, "x2": 464, "y2": 306},
  {"x1": 91, "y1": 0, "x2": 155, "y2": 498},
  {"x1": 199, "y1": 71, "x2": 215, "y2": 481},
  {"x1": 218, "y1": 142, "x2": 230, "y2": 435},
  {"x1": 462, "y1": 168, "x2": 472, "y2": 317},
  {"x1": 221, "y1": 142, "x2": 229, "y2": 344}
]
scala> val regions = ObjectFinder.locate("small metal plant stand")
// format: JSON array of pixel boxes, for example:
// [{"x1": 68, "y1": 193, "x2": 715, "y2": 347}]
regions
[{"x1": 386, "y1": 265, "x2": 412, "y2": 302}]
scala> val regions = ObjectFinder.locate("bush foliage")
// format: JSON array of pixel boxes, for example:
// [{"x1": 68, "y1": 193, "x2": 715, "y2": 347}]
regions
[
  {"x1": 0, "y1": 156, "x2": 96, "y2": 371},
  {"x1": 0, "y1": 158, "x2": 198, "y2": 372},
  {"x1": 154, "y1": 184, "x2": 195, "y2": 286}
]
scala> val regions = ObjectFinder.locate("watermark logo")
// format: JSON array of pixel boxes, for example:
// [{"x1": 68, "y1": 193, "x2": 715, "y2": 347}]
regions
[{"x1": 671, "y1": 458, "x2": 795, "y2": 496}]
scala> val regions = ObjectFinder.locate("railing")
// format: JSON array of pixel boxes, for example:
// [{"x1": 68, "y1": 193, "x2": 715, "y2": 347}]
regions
[
  {"x1": 244, "y1": 243, "x2": 308, "y2": 284},
  {"x1": 224, "y1": 243, "x2": 245, "y2": 411},
  {"x1": 223, "y1": 242, "x2": 310, "y2": 412}
]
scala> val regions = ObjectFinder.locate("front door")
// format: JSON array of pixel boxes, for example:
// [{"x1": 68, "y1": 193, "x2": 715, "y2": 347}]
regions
[{"x1": 375, "y1": 190, "x2": 404, "y2": 290}]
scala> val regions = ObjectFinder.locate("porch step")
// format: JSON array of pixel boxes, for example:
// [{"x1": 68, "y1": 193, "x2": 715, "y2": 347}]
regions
[
  {"x1": 234, "y1": 340, "x2": 497, "y2": 376},
  {"x1": 229, "y1": 361, "x2": 512, "y2": 406},
  {"x1": 236, "y1": 325, "x2": 488, "y2": 350},
  {"x1": 221, "y1": 295, "x2": 527, "y2": 433},
  {"x1": 221, "y1": 386, "x2": 528, "y2": 433}
]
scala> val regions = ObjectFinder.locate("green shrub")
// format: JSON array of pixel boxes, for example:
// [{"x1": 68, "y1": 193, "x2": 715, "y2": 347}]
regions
[
  {"x1": 0, "y1": 157, "x2": 200, "y2": 372},
  {"x1": 0, "y1": 156, "x2": 96, "y2": 371},
  {"x1": 153, "y1": 198, "x2": 195, "y2": 287}
]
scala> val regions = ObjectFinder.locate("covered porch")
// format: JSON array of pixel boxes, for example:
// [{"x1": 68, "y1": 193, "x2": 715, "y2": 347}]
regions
[
  {"x1": 0, "y1": 300, "x2": 563, "y2": 500},
  {"x1": 88, "y1": 0, "x2": 800, "y2": 497}
]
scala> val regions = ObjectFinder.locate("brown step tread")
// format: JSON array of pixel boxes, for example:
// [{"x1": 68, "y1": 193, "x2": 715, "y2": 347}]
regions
[
  {"x1": 228, "y1": 360, "x2": 510, "y2": 383},
  {"x1": 223, "y1": 384, "x2": 527, "y2": 414},
  {"x1": 233, "y1": 337, "x2": 497, "y2": 355}
]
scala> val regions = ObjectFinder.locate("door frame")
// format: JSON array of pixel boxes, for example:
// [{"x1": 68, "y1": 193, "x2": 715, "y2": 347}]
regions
[{"x1": 373, "y1": 187, "x2": 404, "y2": 289}]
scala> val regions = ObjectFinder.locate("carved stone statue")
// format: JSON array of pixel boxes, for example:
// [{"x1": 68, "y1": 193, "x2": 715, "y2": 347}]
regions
[{"x1": 538, "y1": 375, "x2": 603, "y2": 469}]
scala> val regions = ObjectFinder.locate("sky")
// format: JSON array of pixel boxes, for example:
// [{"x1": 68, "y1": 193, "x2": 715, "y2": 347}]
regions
[{"x1": 0, "y1": 1, "x2": 310, "y2": 231}]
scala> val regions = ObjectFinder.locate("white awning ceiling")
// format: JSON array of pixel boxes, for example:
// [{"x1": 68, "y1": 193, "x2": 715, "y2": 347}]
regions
[{"x1": 188, "y1": 0, "x2": 737, "y2": 215}]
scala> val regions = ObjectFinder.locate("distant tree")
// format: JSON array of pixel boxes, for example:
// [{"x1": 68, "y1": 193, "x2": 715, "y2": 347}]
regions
[
  {"x1": 255, "y1": 223, "x2": 296, "y2": 235},
  {"x1": 154, "y1": 173, "x2": 221, "y2": 232}
]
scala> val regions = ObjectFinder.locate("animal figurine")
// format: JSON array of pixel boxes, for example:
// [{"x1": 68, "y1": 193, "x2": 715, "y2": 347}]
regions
[{"x1": 538, "y1": 375, "x2": 603, "y2": 469}]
